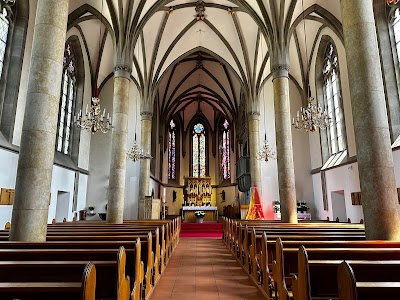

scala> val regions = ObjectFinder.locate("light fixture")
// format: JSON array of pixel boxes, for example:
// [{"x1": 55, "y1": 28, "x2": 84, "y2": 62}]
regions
[
  {"x1": 127, "y1": 37, "x2": 152, "y2": 162},
  {"x1": 292, "y1": 0, "x2": 331, "y2": 133},
  {"x1": 256, "y1": 134, "x2": 276, "y2": 162},
  {"x1": 75, "y1": 97, "x2": 112, "y2": 133},
  {"x1": 127, "y1": 134, "x2": 152, "y2": 162},
  {"x1": 256, "y1": 33, "x2": 275, "y2": 162},
  {"x1": 74, "y1": 0, "x2": 111, "y2": 134},
  {"x1": 292, "y1": 97, "x2": 331, "y2": 132}
]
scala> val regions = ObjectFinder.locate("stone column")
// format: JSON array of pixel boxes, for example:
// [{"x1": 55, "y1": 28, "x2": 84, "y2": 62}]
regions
[
  {"x1": 273, "y1": 66, "x2": 297, "y2": 223},
  {"x1": 9, "y1": 0, "x2": 69, "y2": 241},
  {"x1": 341, "y1": 0, "x2": 400, "y2": 240},
  {"x1": 138, "y1": 111, "x2": 152, "y2": 219},
  {"x1": 107, "y1": 67, "x2": 131, "y2": 224},
  {"x1": 248, "y1": 113, "x2": 262, "y2": 190}
]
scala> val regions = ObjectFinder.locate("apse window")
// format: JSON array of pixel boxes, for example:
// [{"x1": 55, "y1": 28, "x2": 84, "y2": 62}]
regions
[{"x1": 192, "y1": 123, "x2": 206, "y2": 177}]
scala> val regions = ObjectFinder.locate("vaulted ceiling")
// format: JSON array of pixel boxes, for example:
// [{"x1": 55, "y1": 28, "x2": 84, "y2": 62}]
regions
[{"x1": 66, "y1": 0, "x2": 344, "y2": 127}]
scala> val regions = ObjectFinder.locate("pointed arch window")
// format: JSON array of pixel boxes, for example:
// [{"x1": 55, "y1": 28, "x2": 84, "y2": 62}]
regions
[
  {"x1": 323, "y1": 43, "x2": 345, "y2": 156},
  {"x1": 192, "y1": 123, "x2": 206, "y2": 177},
  {"x1": 393, "y1": 8, "x2": 400, "y2": 64},
  {"x1": 168, "y1": 119, "x2": 177, "y2": 180},
  {"x1": 57, "y1": 44, "x2": 76, "y2": 155},
  {"x1": 0, "y1": 7, "x2": 10, "y2": 80},
  {"x1": 221, "y1": 119, "x2": 230, "y2": 180}
]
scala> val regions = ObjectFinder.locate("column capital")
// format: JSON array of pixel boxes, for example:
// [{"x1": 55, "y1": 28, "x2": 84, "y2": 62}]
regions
[
  {"x1": 114, "y1": 65, "x2": 132, "y2": 79},
  {"x1": 271, "y1": 64, "x2": 290, "y2": 79},
  {"x1": 247, "y1": 112, "x2": 260, "y2": 121},
  {"x1": 140, "y1": 111, "x2": 153, "y2": 120}
]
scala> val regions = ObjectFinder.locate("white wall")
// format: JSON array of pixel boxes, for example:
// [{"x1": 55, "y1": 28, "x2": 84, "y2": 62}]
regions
[{"x1": 0, "y1": 148, "x2": 86, "y2": 226}]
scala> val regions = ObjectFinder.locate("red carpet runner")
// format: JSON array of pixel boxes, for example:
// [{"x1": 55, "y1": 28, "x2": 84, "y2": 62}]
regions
[{"x1": 180, "y1": 221, "x2": 223, "y2": 238}]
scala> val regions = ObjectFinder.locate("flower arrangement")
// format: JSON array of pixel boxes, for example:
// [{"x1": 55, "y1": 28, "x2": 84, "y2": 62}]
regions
[
  {"x1": 272, "y1": 201, "x2": 309, "y2": 213},
  {"x1": 194, "y1": 211, "x2": 205, "y2": 219},
  {"x1": 297, "y1": 201, "x2": 309, "y2": 213},
  {"x1": 273, "y1": 200, "x2": 280, "y2": 213}
]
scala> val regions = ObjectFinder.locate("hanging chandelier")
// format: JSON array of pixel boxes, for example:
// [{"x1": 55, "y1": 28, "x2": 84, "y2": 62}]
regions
[
  {"x1": 75, "y1": 96, "x2": 112, "y2": 133},
  {"x1": 292, "y1": 0, "x2": 331, "y2": 133},
  {"x1": 127, "y1": 36, "x2": 151, "y2": 162},
  {"x1": 256, "y1": 134, "x2": 276, "y2": 162},
  {"x1": 74, "y1": 0, "x2": 111, "y2": 134},
  {"x1": 127, "y1": 135, "x2": 152, "y2": 162},
  {"x1": 292, "y1": 97, "x2": 331, "y2": 132}
]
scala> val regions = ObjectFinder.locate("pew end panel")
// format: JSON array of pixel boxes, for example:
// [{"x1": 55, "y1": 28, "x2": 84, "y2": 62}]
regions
[
  {"x1": 338, "y1": 261, "x2": 357, "y2": 300},
  {"x1": 117, "y1": 247, "x2": 130, "y2": 300}
]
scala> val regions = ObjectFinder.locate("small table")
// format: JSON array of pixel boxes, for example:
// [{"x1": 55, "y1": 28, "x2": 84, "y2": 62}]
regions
[{"x1": 182, "y1": 206, "x2": 218, "y2": 222}]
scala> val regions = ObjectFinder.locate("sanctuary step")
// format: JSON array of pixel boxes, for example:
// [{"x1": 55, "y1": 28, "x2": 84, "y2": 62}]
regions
[{"x1": 180, "y1": 222, "x2": 223, "y2": 238}]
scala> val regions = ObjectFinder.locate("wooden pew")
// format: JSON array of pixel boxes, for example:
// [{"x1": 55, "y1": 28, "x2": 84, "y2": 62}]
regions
[
  {"x1": 1, "y1": 219, "x2": 178, "y2": 300},
  {"x1": 0, "y1": 246, "x2": 132, "y2": 300},
  {"x1": 0, "y1": 261, "x2": 96, "y2": 300},
  {"x1": 338, "y1": 261, "x2": 400, "y2": 300},
  {"x1": 282, "y1": 243, "x2": 400, "y2": 299}
]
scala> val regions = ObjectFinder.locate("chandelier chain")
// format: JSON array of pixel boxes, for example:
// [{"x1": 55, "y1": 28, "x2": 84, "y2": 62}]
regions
[{"x1": 292, "y1": 1, "x2": 332, "y2": 133}]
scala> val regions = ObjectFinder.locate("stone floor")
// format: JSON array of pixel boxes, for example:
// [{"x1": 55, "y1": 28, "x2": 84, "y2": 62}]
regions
[{"x1": 149, "y1": 238, "x2": 265, "y2": 300}]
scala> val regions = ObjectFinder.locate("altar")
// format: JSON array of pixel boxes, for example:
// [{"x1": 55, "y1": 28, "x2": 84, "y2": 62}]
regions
[{"x1": 182, "y1": 206, "x2": 218, "y2": 222}]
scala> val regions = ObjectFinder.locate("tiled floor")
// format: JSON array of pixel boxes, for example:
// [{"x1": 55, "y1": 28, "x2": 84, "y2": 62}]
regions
[{"x1": 150, "y1": 238, "x2": 265, "y2": 300}]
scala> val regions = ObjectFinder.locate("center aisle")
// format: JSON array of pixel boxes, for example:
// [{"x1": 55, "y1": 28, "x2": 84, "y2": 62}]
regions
[{"x1": 150, "y1": 238, "x2": 264, "y2": 300}]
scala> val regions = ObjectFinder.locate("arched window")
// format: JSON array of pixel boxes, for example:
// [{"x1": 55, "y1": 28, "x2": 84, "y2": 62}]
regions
[
  {"x1": 323, "y1": 43, "x2": 345, "y2": 155},
  {"x1": 221, "y1": 119, "x2": 230, "y2": 180},
  {"x1": 168, "y1": 119, "x2": 176, "y2": 180},
  {"x1": 57, "y1": 44, "x2": 76, "y2": 155},
  {"x1": 393, "y1": 8, "x2": 400, "y2": 64},
  {"x1": 192, "y1": 123, "x2": 206, "y2": 177},
  {"x1": 0, "y1": 7, "x2": 9, "y2": 80}
]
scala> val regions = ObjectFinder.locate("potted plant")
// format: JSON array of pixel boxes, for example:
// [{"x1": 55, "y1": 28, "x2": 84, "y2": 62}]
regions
[
  {"x1": 194, "y1": 210, "x2": 205, "y2": 223},
  {"x1": 87, "y1": 206, "x2": 95, "y2": 216}
]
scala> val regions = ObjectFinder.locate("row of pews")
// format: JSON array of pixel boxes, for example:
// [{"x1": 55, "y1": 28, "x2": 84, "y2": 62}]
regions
[
  {"x1": 222, "y1": 217, "x2": 400, "y2": 300},
  {"x1": 0, "y1": 217, "x2": 181, "y2": 300}
]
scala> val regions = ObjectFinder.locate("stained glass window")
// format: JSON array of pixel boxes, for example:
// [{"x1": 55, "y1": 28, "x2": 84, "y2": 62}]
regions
[
  {"x1": 57, "y1": 44, "x2": 76, "y2": 155},
  {"x1": 0, "y1": 8, "x2": 9, "y2": 80},
  {"x1": 323, "y1": 43, "x2": 345, "y2": 155},
  {"x1": 168, "y1": 120, "x2": 176, "y2": 180},
  {"x1": 221, "y1": 119, "x2": 231, "y2": 180},
  {"x1": 192, "y1": 123, "x2": 206, "y2": 177}
]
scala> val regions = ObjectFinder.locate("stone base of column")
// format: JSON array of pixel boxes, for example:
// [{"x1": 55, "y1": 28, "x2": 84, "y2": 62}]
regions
[{"x1": 9, "y1": 209, "x2": 48, "y2": 242}]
